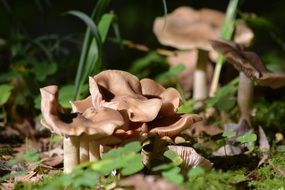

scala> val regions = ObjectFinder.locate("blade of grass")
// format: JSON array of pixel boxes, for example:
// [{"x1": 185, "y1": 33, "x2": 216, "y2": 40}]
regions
[
  {"x1": 162, "y1": 0, "x2": 168, "y2": 30},
  {"x1": 98, "y1": 13, "x2": 116, "y2": 43},
  {"x1": 112, "y1": 15, "x2": 122, "y2": 49},
  {"x1": 209, "y1": 0, "x2": 239, "y2": 97},
  {"x1": 67, "y1": 10, "x2": 102, "y2": 100},
  {"x1": 72, "y1": 0, "x2": 110, "y2": 100}
]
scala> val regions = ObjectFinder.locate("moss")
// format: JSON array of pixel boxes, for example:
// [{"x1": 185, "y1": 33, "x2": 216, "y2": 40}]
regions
[
  {"x1": 0, "y1": 147, "x2": 13, "y2": 157},
  {"x1": 248, "y1": 153, "x2": 285, "y2": 190},
  {"x1": 14, "y1": 172, "x2": 62, "y2": 190},
  {"x1": 185, "y1": 169, "x2": 246, "y2": 190}
]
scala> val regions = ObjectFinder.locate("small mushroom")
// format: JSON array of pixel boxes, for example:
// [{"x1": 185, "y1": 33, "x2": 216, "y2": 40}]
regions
[
  {"x1": 168, "y1": 145, "x2": 213, "y2": 171},
  {"x1": 40, "y1": 85, "x2": 124, "y2": 173},
  {"x1": 210, "y1": 40, "x2": 285, "y2": 125},
  {"x1": 210, "y1": 40, "x2": 285, "y2": 155}
]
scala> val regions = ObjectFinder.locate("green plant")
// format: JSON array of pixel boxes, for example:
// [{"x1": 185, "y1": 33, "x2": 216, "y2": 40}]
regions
[
  {"x1": 248, "y1": 153, "x2": 285, "y2": 189},
  {"x1": 71, "y1": 0, "x2": 121, "y2": 100},
  {"x1": 210, "y1": 0, "x2": 239, "y2": 96},
  {"x1": 13, "y1": 141, "x2": 144, "y2": 190},
  {"x1": 207, "y1": 78, "x2": 238, "y2": 112}
]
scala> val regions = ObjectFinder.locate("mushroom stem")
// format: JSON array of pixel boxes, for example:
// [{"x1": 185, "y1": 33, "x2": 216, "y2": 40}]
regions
[
  {"x1": 193, "y1": 49, "x2": 209, "y2": 101},
  {"x1": 237, "y1": 72, "x2": 253, "y2": 125},
  {"x1": 80, "y1": 138, "x2": 90, "y2": 163},
  {"x1": 64, "y1": 136, "x2": 79, "y2": 173},
  {"x1": 89, "y1": 140, "x2": 101, "y2": 161}
]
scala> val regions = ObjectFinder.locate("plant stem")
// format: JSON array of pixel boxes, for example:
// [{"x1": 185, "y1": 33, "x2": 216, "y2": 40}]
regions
[
  {"x1": 64, "y1": 136, "x2": 79, "y2": 173},
  {"x1": 209, "y1": 0, "x2": 239, "y2": 97}
]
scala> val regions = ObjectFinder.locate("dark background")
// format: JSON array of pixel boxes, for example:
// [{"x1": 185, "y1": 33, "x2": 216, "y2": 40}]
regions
[{"x1": 1, "y1": 0, "x2": 285, "y2": 79}]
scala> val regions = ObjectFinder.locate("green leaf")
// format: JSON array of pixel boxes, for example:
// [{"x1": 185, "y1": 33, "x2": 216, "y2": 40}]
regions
[
  {"x1": 164, "y1": 150, "x2": 183, "y2": 166},
  {"x1": 207, "y1": 78, "x2": 238, "y2": 109},
  {"x1": 34, "y1": 94, "x2": 41, "y2": 109},
  {"x1": 168, "y1": 64, "x2": 185, "y2": 75},
  {"x1": 67, "y1": 11, "x2": 100, "y2": 39},
  {"x1": 58, "y1": 85, "x2": 74, "y2": 108},
  {"x1": 276, "y1": 145, "x2": 285, "y2": 153},
  {"x1": 68, "y1": 10, "x2": 103, "y2": 100},
  {"x1": 73, "y1": 0, "x2": 110, "y2": 101},
  {"x1": 187, "y1": 167, "x2": 205, "y2": 178},
  {"x1": 32, "y1": 62, "x2": 57, "y2": 81},
  {"x1": 0, "y1": 84, "x2": 13, "y2": 106},
  {"x1": 8, "y1": 151, "x2": 40, "y2": 166},
  {"x1": 222, "y1": 131, "x2": 237, "y2": 139},
  {"x1": 72, "y1": 171, "x2": 99, "y2": 188},
  {"x1": 152, "y1": 163, "x2": 175, "y2": 172},
  {"x1": 91, "y1": 159, "x2": 116, "y2": 175},
  {"x1": 121, "y1": 154, "x2": 144, "y2": 176},
  {"x1": 93, "y1": 0, "x2": 111, "y2": 24},
  {"x1": 232, "y1": 174, "x2": 246, "y2": 183},
  {"x1": 236, "y1": 133, "x2": 257, "y2": 144},
  {"x1": 102, "y1": 141, "x2": 141, "y2": 159},
  {"x1": 216, "y1": 97, "x2": 236, "y2": 111},
  {"x1": 98, "y1": 13, "x2": 115, "y2": 43},
  {"x1": 129, "y1": 52, "x2": 166, "y2": 78},
  {"x1": 95, "y1": 141, "x2": 143, "y2": 176},
  {"x1": 123, "y1": 141, "x2": 141, "y2": 153},
  {"x1": 162, "y1": 167, "x2": 184, "y2": 185},
  {"x1": 177, "y1": 99, "x2": 194, "y2": 114}
]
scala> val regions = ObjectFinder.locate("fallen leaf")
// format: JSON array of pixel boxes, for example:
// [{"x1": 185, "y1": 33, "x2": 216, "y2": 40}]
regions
[{"x1": 258, "y1": 126, "x2": 270, "y2": 166}]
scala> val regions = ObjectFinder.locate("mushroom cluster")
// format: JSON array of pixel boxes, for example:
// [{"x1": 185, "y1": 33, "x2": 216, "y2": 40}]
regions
[{"x1": 40, "y1": 70, "x2": 205, "y2": 173}]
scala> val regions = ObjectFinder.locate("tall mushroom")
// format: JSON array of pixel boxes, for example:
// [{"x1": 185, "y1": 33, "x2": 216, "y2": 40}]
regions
[
  {"x1": 210, "y1": 40, "x2": 285, "y2": 154},
  {"x1": 153, "y1": 6, "x2": 254, "y2": 101}
]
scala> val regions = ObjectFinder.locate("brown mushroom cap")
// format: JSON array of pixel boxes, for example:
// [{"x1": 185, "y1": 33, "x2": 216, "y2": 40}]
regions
[
  {"x1": 112, "y1": 95, "x2": 162, "y2": 122},
  {"x1": 148, "y1": 114, "x2": 202, "y2": 137},
  {"x1": 140, "y1": 78, "x2": 181, "y2": 116},
  {"x1": 234, "y1": 21, "x2": 254, "y2": 47},
  {"x1": 40, "y1": 85, "x2": 124, "y2": 138},
  {"x1": 153, "y1": 7, "x2": 223, "y2": 50},
  {"x1": 89, "y1": 70, "x2": 164, "y2": 122},
  {"x1": 168, "y1": 145, "x2": 213, "y2": 170},
  {"x1": 93, "y1": 70, "x2": 143, "y2": 99},
  {"x1": 210, "y1": 40, "x2": 285, "y2": 89},
  {"x1": 153, "y1": 6, "x2": 254, "y2": 50}
]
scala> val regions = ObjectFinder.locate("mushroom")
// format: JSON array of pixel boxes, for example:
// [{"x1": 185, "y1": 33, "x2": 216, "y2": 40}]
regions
[
  {"x1": 41, "y1": 70, "x2": 205, "y2": 173},
  {"x1": 210, "y1": 39, "x2": 285, "y2": 154},
  {"x1": 211, "y1": 40, "x2": 285, "y2": 123},
  {"x1": 153, "y1": 6, "x2": 254, "y2": 100},
  {"x1": 168, "y1": 145, "x2": 213, "y2": 171},
  {"x1": 40, "y1": 84, "x2": 125, "y2": 173}
]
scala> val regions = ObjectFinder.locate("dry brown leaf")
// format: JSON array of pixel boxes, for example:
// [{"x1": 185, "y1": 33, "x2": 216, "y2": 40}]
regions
[{"x1": 258, "y1": 126, "x2": 270, "y2": 166}]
